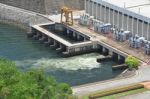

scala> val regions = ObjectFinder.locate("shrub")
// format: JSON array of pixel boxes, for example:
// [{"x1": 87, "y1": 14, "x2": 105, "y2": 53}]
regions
[
  {"x1": 125, "y1": 55, "x2": 140, "y2": 69},
  {"x1": 0, "y1": 58, "x2": 72, "y2": 99}
]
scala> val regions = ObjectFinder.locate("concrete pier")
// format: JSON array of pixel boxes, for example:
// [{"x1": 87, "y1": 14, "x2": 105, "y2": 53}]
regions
[
  {"x1": 29, "y1": 22, "x2": 127, "y2": 60},
  {"x1": 30, "y1": 23, "x2": 95, "y2": 56},
  {"x1": 39, "y1": 34, "x2": 48, "y2": 43}
]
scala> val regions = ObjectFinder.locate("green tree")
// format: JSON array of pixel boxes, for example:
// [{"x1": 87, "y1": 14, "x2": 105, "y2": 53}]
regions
[
  {"x1": 125, "y1": 55, "x2": 140, "y2": 69},
  {"x1": 0, "y1": 58, "x2": 72, "y2": 99}
]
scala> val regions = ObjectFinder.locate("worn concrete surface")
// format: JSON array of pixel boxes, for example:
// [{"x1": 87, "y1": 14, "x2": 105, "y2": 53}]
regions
[
  {"x1": 0, "y1": 3, "x2": 51, "y2": 28},
  {"x1": 0, "y1": 0, "x2": 84, "y2": 14}
]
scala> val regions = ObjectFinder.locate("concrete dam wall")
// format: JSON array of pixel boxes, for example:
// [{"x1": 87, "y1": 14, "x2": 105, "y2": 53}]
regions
[
  {"x1": 0, "y1": 0, "x2": 84, "y2": 14},
  {"x1": 0, "y1": 3, "x2": 50, "y2": 29}
]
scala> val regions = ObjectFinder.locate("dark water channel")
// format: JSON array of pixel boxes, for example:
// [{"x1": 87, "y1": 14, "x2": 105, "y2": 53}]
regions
[{"x1": 0, "y1": 23, "x2": 124, "y2": 86}]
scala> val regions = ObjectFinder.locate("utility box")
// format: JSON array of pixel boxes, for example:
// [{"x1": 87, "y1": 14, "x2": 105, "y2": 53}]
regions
[{"x1": 113, "y1": 29, "x2": 131, "y2": 42}]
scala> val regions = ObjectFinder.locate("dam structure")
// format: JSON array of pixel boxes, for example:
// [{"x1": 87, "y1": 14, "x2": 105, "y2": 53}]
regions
[
  {"x1": 28, "y1": 22, "x2": 127, "y2": 64},
  {"x1": 0, "y1": 0, "x2": 84, "y2": 14},
  {"x1": 29, "y1": 23, "x2": 97, "y2": 56},
  {"x1": 85, "y1": 0, "x2": 150, "y2": 40}
]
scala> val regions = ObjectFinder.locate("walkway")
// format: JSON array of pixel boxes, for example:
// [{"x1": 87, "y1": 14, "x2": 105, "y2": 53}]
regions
[
  {"x1": 73, "y1": 22, "x2": 149, "y2": 62},
  {"x1": 32, "y1": 25, "x2": 72, "y2": 46},
  {"x1": 72, "y1": 65, "x2": 150, "y2": 96}
]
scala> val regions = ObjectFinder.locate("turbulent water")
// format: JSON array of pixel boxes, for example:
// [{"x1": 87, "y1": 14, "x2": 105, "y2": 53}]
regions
[{"x1": 0, "y1": 23, "x2": 124, "y2": 86}]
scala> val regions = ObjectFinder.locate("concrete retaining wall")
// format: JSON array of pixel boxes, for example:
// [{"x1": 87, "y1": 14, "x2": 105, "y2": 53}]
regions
[
  {"x1": 0, "y1": 3, "x2": 51, "y2": 29},
  {"x1": 0, "y1": 0, "x2": 84, "y2": 14}
]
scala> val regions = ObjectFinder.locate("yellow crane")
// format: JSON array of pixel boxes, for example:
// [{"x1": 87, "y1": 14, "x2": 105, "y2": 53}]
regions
[{"x1": 60, "y1": 7, "x2": 73, "y2": 25}]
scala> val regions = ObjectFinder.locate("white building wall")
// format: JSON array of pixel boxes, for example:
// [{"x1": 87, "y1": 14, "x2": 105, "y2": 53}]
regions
[
  {"x1": 110, "y1": 9, "x2": 113, "y2": 25},
  {"x1": 85, "y1": 0, "x2": 150, "y2": 40},
  {"x1": 128, "y1": 16, "x2": 133, "y2": 32},
  {"x1": 105, "y1": 8, "x2": 109, "y2": 23},
  {"x1": 138, "y1": 20, "x2": 142, "y2": 36}
]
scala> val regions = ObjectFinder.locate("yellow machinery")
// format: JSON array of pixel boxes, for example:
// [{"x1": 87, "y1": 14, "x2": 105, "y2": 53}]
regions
[{"x1": 60, "y1": 7, "x2": 73, "y2": 25}]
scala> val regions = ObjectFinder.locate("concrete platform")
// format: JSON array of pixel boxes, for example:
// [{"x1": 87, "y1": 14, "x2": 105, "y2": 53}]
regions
[
  {"x1": 48, "y1": 12, "x2": 150, "y2": 62},
  {"x1": 71, "y1": 21, "x2": 150, "y2": 63}
]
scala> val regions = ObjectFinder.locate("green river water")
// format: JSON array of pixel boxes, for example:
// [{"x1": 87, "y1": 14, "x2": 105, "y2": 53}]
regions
[{"x1": 0, "y1": 23, "x2": 124, "y2": 86}]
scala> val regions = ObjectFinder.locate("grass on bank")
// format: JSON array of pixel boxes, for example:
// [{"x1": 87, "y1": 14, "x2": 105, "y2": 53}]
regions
[
  {"x1": 97, "y1": 88, "x2": 148, "y2": 99},
  {"x1": 79, "y1": 87, "x2": 148, "y2": 99}
]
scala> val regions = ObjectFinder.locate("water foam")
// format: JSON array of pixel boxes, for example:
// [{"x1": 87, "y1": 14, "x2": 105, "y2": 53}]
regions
[{"x1": 15, "y1": 53, "x2": 104, "y2": 71}]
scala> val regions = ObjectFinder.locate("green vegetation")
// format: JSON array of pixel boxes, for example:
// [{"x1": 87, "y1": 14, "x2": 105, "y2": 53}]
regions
[
  {"x1": 0, "y1": 58, "x2": 72, "y2": 99},
  {"x1": 125, "y1": 55, "x2": 140, "y2": 69}
]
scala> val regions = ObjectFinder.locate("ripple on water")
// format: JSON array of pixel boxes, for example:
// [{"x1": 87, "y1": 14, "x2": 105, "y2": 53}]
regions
[
  {"x1": 0, "y1": 23, "x2": 124, "y2": 86},
  {"x1": 15, "y1": 53, "x2": 104, "y2": 71}
]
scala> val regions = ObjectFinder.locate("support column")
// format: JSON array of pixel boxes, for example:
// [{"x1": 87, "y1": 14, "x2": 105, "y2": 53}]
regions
[
  {"x1": 88, "y1": 0, "x2": 90, "y2": 14},
  {"x1": 127, "y1": 15, "x2": 129, "y2": 30},
  {"x1": 142, "y1": 21, "x2": 144, "y2": 37},
  {"x1": 102, "y1": 48, "x2": 109, "y2": 56},
  {"x1": 44, "y1": 38, "x2": 52, "y2": 46},
  {"x1": 67, "y1": 29, "x2": 69, "y2": 36},
  {"x1": 100, "y1": 4, "x2": 102, "y2": 20},
  {"x1": 118, "y1": 55, "x2": 125, "y2": 64},
  {"x1": 132, "y1": 17, "x2": 134, "y2": 35},
  {"x1": 84, "y1": 0, "x2": 87, "y2": 13},
  {"x1": 122, "y1": 13, "x2": 124, "y2": 29},
  {"x1": 73, "y1": 31, "x2": 76, "y2": 40},
  {"x1": 113, "y1": 10, "x2": 115, "y2": 26},
  {"x1": 112, "y1": 52, "x2": 118, "y2": 62},
  {"x1": 147, "y1": 22, "x2": 149, "y2": 40},
  {"x1": 95, "y1": 3, "x2": 97, "y2": 19},
  {"x1": 117, "y1": 11, "x2": 120, "y2": 29},
  {"x1": 77, "y1": 34, "x2": 80, "y2": 41},
  {"x1": 137, "y1": 19, "x2": 139, "y2": 35},
  {"x1": 108, "y1": 8, "x2": 111, "y2": 23},
  {"x1": 104, "y1": 6, "x2": 106, "y2": 23},
  {"x1": 91, "y1": 1, "x2": 94, "y2": 16},
  {"x1": 56, "y1": 44, "x2": 62, "y2": 52},
  {"x1": 39, "y1": 34, "x2": 47, "y2": 43},
  {"x1": 50, "y1": 40, "x2": 56, "y2": 48},
  {"x1": 33, "y1": 31, "x2": 41, "y2": 40}
]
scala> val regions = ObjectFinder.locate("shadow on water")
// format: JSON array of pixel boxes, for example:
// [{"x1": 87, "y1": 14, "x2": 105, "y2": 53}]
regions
[{"x1": 0, "y1": 23, "x2": 124, "y2": 86}]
